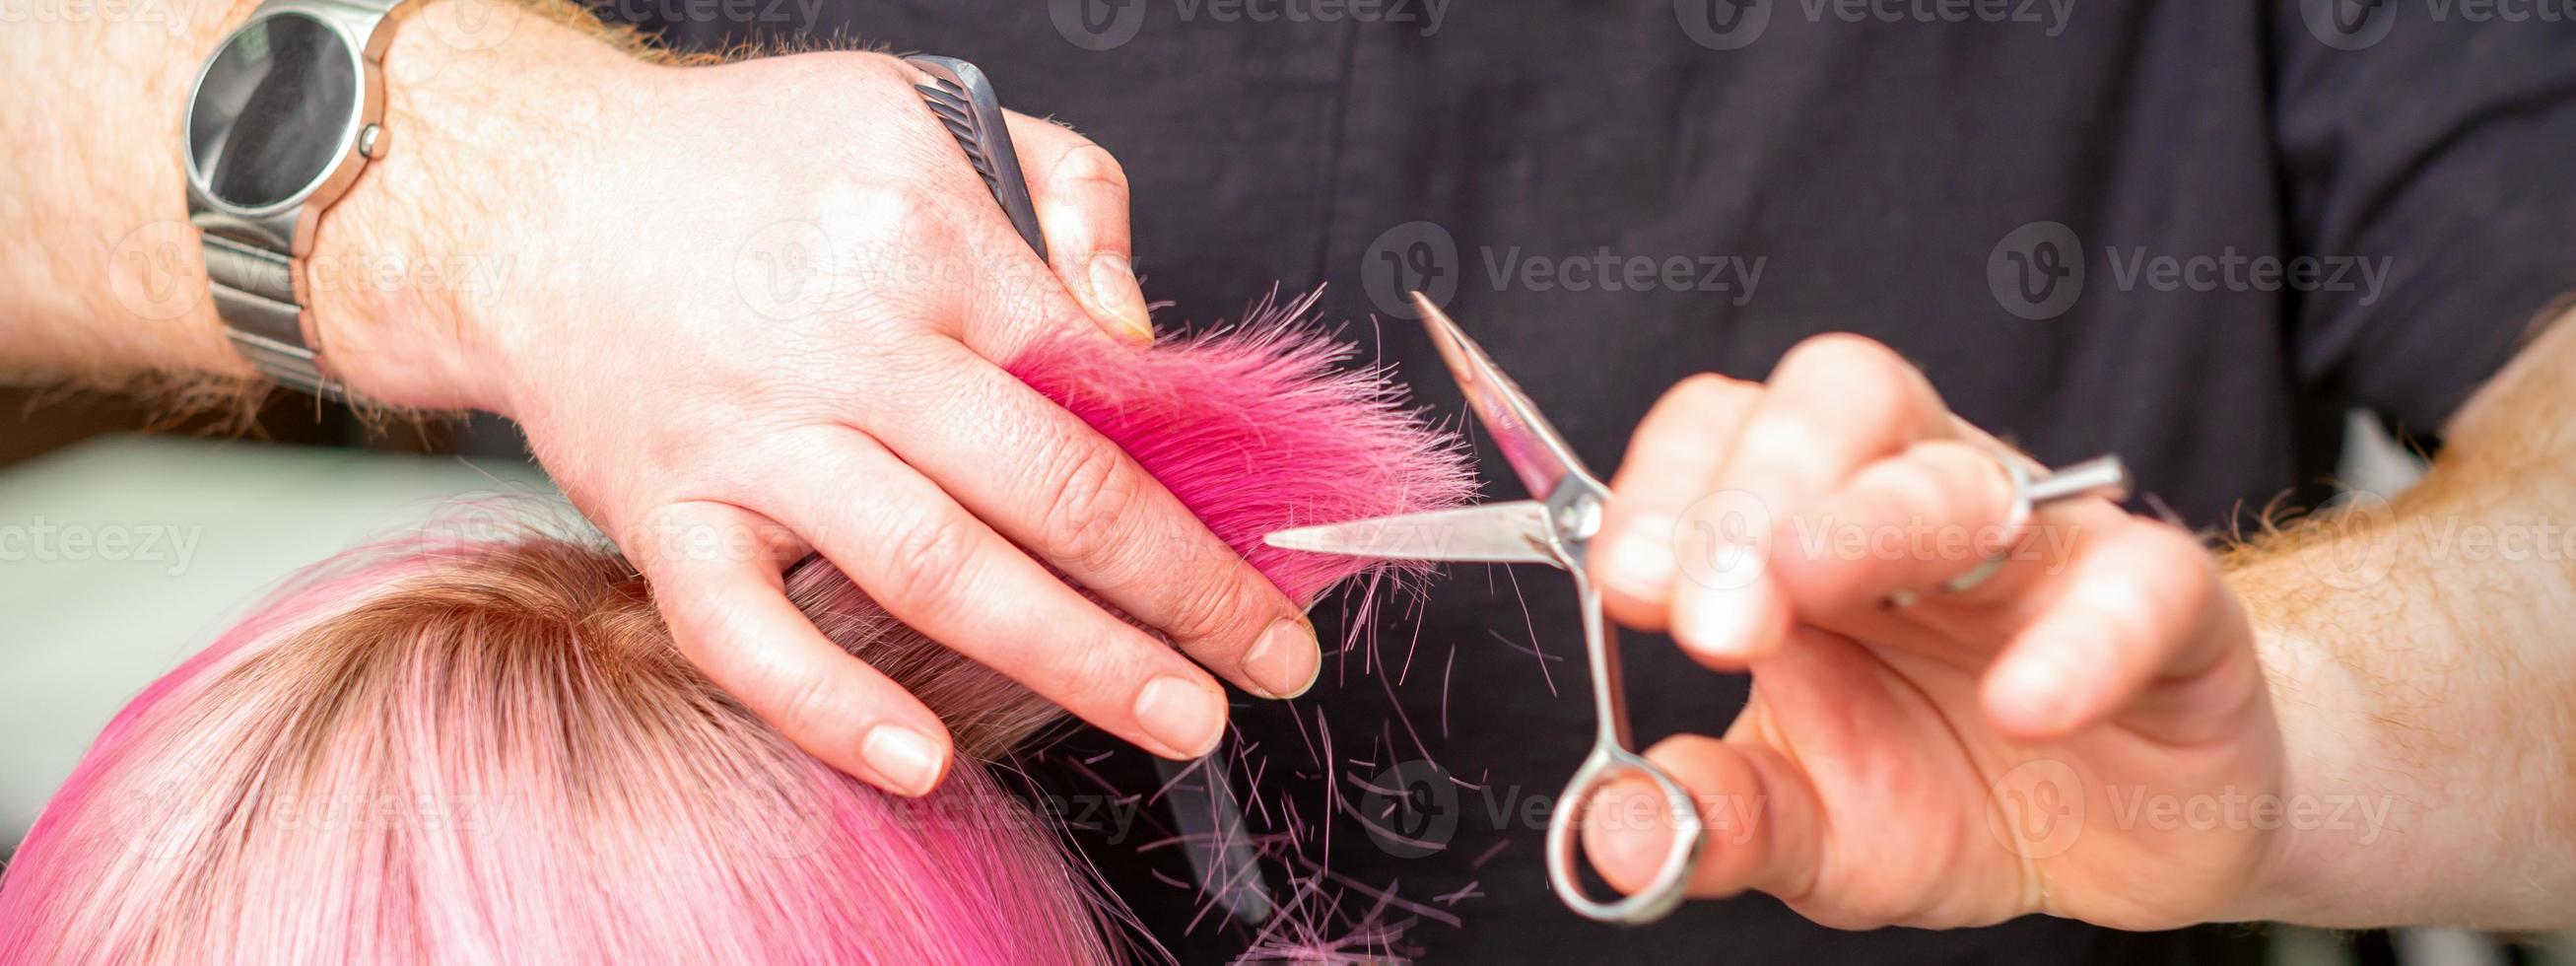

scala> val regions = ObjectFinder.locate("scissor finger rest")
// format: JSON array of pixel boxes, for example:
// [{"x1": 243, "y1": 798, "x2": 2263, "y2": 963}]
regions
[{"x1": 1545, "y1": 743, "x2": 1712, "y2": 926}]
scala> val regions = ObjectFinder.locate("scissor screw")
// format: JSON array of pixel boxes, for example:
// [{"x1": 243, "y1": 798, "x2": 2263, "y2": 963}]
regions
[{"x1": 1555, "y1": 493, "x2": 1603, "y2": 542}]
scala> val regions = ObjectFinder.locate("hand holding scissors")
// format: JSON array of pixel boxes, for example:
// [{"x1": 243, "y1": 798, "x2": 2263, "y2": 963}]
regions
[{"x1": 1271, "y1": 296, "x2": 2284, "y2": 932}]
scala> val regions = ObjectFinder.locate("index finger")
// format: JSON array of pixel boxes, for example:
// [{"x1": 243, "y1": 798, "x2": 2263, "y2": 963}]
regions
[
  {"x1": 863, "y1": 343, "x2": 1322, "y2": 702},
  {"x1": 629, "y1": 501, "x2": 955, "y2": 797}
]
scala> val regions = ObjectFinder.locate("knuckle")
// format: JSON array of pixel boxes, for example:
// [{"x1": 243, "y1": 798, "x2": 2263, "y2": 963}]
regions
[
  {"x1": 2130, "y1": 524, "x2": 2219, "y2": 616},
  {"x1": 1634, "y1": 374, "x2": 1757, "y2": 462},
  {"x1": 853, "y1": 180, "x2": 962, "y2": 250},
  {"x1": 1768, "y1": 542, "x2": 1861, "y2": 608},
  {"x1": 1052, "y1": 141, "x2": 1131, "y2": 196},
  {"x1": 1781, "y1": 332, "x2": 1904, "y2": 378},
  {"x1": 1051, "y1": 629, "x2": 1148, "y2": 708},
  {"x1": 1780, "y1": 335, "x2": 1928, "y2": 422},
  {"x1": 2068, "y1": 527, "x2": 2198, "y2": 646},
  {"x1": 1663, "y1": 372, "x2": 1751, "y2": 416},
  {"x1": 1737, "y1": 408, "x2": 1826, "y2": 464},
  {"x1": 883, "y1": 177, "x2": 949, "y2": 221},
  {"x1": 1160, "y1": 563, "x2": 1266, "y2": 647},
  {"x1": 1033, "y1": 433, "x2": 1144, "y2": 573},
  {"x1": 1915, "y1": 442, "x2": 2005, "y2": 519},
  {"x1": 1868, "y1": 461, "x2": 1954, "y2": 531},
  {"x1": 1823, "y1": 886, "x2": 1907, "y2": 927},
  {"x1": 654, "y1": 589, "x2": 731, "y2": 665},
  {"x1": 1866, "y1": 875, "x2": 1953, "y2": 927},
  {"x1": 623, "y1": 504, "x2": 712, "y2": 580},
  {"x1": 823, "y1": 176, "x2": 922, "y2": 234},
  {"x1": 769, "y1": 665, "x2": 854, "y2": 736},
  {"x1": 871, "y1": 511, "x2": 982, "y2": 618},
  {"x1": 875, "y1": 339, "x2": 974, "y2": 408}
]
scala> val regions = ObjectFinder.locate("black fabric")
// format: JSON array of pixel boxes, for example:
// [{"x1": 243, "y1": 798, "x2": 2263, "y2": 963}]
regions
[{"x1": 631, "y1": 3, "x2": 2576, "y2": 962}]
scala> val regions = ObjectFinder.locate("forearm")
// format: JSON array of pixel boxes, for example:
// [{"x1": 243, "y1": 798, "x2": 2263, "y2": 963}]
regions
[
  {"x1": 0, "y1": 0, "x2": 653, "y2": 409},
  {"x1": 0, "y1": 0, "x2": 263, "y2": 381},
  {"x1": 2230, "y1": 308, "x2": 2576, "y2": 929}
]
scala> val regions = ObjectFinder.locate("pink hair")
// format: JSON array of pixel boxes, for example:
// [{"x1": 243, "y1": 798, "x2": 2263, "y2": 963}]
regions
[
  {"x1": 1006, "y1": 302, "x2": 1476, "y2": 605},
  {"x1": 0, "y1": 303, "x2": 1473, "y2": 966}
]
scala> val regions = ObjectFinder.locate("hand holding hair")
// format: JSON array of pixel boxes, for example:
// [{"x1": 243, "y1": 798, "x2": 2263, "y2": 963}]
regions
[{"x1": 0, "y1": 0, "x2": 1361, "y2": 798}]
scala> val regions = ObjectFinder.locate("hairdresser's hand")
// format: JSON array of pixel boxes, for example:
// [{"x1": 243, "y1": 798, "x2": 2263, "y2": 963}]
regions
[
  {"x1": 305, "y1": 12, "x2": 1320, "y2": 795},
  {"x1": 1577, "y1": 335, "x2": 2282, "y2": 931}
]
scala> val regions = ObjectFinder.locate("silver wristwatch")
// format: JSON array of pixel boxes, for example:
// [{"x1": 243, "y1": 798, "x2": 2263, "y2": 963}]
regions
[{"x1": 181, "y1": 0, "x2": 414, "y2": 396}]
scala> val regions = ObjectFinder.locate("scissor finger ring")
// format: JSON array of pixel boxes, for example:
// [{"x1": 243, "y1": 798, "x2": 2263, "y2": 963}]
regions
[
  {"x1": 1887, "y1": 452, "x2": 2133, "y2": 607},
  {"x1": 1546, "y1": 743, "x2": 1711, "y2": 926}
]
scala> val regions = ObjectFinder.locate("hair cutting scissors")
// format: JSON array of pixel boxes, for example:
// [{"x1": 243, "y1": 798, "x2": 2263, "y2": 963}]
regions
[{"x1": 1264, "y1": 293, "x2": 2131, "y2": 925}]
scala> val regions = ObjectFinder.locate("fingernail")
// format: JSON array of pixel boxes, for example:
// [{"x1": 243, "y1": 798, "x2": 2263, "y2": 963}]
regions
[
  {"x1": 1599, "y1": 522, "x2": 1678, "y2": 602},
  {"x1": 860, "y1": 724, "x2": 946, "y2": 796},
  {"x1": 1242, "y1": 616, "x2": 1322, "y2": 699},
  {"x1": 1086, "y1": 252, "x2": 1153, "y2": 345},
  {"x1": 1995, "y1": 653, "x2": 2076, "y2": 731},
  {"x1": 1675, "y1": 581, "x2": 1780, "y2": 661},
  {"x1": 1134, "y1": 675, "x2": 1226, "y2": 758}
]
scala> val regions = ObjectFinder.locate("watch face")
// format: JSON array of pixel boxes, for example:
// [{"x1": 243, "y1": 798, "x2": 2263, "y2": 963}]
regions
[{"x1": 186, "y1": 12, "x2": 360, "y2": 211}]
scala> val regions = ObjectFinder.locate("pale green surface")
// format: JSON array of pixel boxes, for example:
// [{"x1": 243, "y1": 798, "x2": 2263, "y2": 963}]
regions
[{"x1": 0, "y1": 435, "x2": 560, "y2": 846}]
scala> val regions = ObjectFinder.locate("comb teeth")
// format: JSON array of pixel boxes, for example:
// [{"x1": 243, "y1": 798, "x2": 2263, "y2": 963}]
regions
[
  {"x1": 916, "y1": 84, "x2": 967, "y2": 112},
  {"x1": 914, "y1": 83, "x2": 999, "y2": 180},
  {"x1": 902, "y1": 53, "x2": 1048, "y2": 260}
]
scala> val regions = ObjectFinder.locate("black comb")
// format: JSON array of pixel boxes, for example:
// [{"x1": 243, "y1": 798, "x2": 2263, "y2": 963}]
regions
[{"x1": 904, "y1": 54, "x2": 1049, "y2": 262}]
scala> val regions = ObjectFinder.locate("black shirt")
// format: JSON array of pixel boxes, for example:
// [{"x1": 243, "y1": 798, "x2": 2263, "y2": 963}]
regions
[{"x1": 638, "y1": 3, "x2": 2576, "y2": 961}]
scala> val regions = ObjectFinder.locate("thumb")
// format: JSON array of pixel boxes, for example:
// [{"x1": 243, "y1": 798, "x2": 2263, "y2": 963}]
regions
[
  {"x1": 1581, "y1": 733, "x2": 1823, "y2": 905},
  {"x1": 1003, "y1": 112, "x2": 1154, "y2": 345}
]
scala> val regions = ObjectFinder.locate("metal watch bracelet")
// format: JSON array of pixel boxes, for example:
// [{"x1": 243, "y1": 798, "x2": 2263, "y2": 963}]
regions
[{"x1": 197, "y1": 229, "x2": 336, "y2": 396}]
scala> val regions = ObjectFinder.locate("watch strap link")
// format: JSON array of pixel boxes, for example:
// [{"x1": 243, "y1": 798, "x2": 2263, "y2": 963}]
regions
[{"x1": 199, "y1": 230, "x2": 339, "y2": 397}]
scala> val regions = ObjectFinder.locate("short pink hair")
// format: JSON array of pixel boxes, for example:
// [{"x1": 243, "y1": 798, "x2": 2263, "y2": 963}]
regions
[{"x1": 0, "y1": 307, "x2": 1473, "y2": 965}]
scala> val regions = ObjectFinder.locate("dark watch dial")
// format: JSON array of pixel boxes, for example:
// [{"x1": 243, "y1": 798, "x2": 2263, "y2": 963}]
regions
[{"x1": 186, "y1": 12, "x2": 359, "y2": 211}]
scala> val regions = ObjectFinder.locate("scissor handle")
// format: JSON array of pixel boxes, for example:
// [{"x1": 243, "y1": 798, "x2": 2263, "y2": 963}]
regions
[{"x1": 1545, "y1": 742, "x2": 1711, "y2": 926}]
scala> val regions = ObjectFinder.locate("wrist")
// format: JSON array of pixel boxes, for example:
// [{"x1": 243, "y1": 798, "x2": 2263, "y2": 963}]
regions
[
  {"x1": 2217, "y1": 591, "x2": 2381, "y2": 924},
  {"x1": 301, "y1": 0, "x2": 649, "y2": 413},
  {"x1": 2218, "y1": 545, "x2": 2484, "y2": 927}
]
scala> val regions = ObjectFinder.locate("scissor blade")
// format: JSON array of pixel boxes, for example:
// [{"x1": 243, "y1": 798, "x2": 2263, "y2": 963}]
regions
[
  {"x1": 1411, "y1": 292, "x2": 1596, "y2": 501},
  {"x1": 1262, "y1": 501, "x2": 1559, "y2": 565}
]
